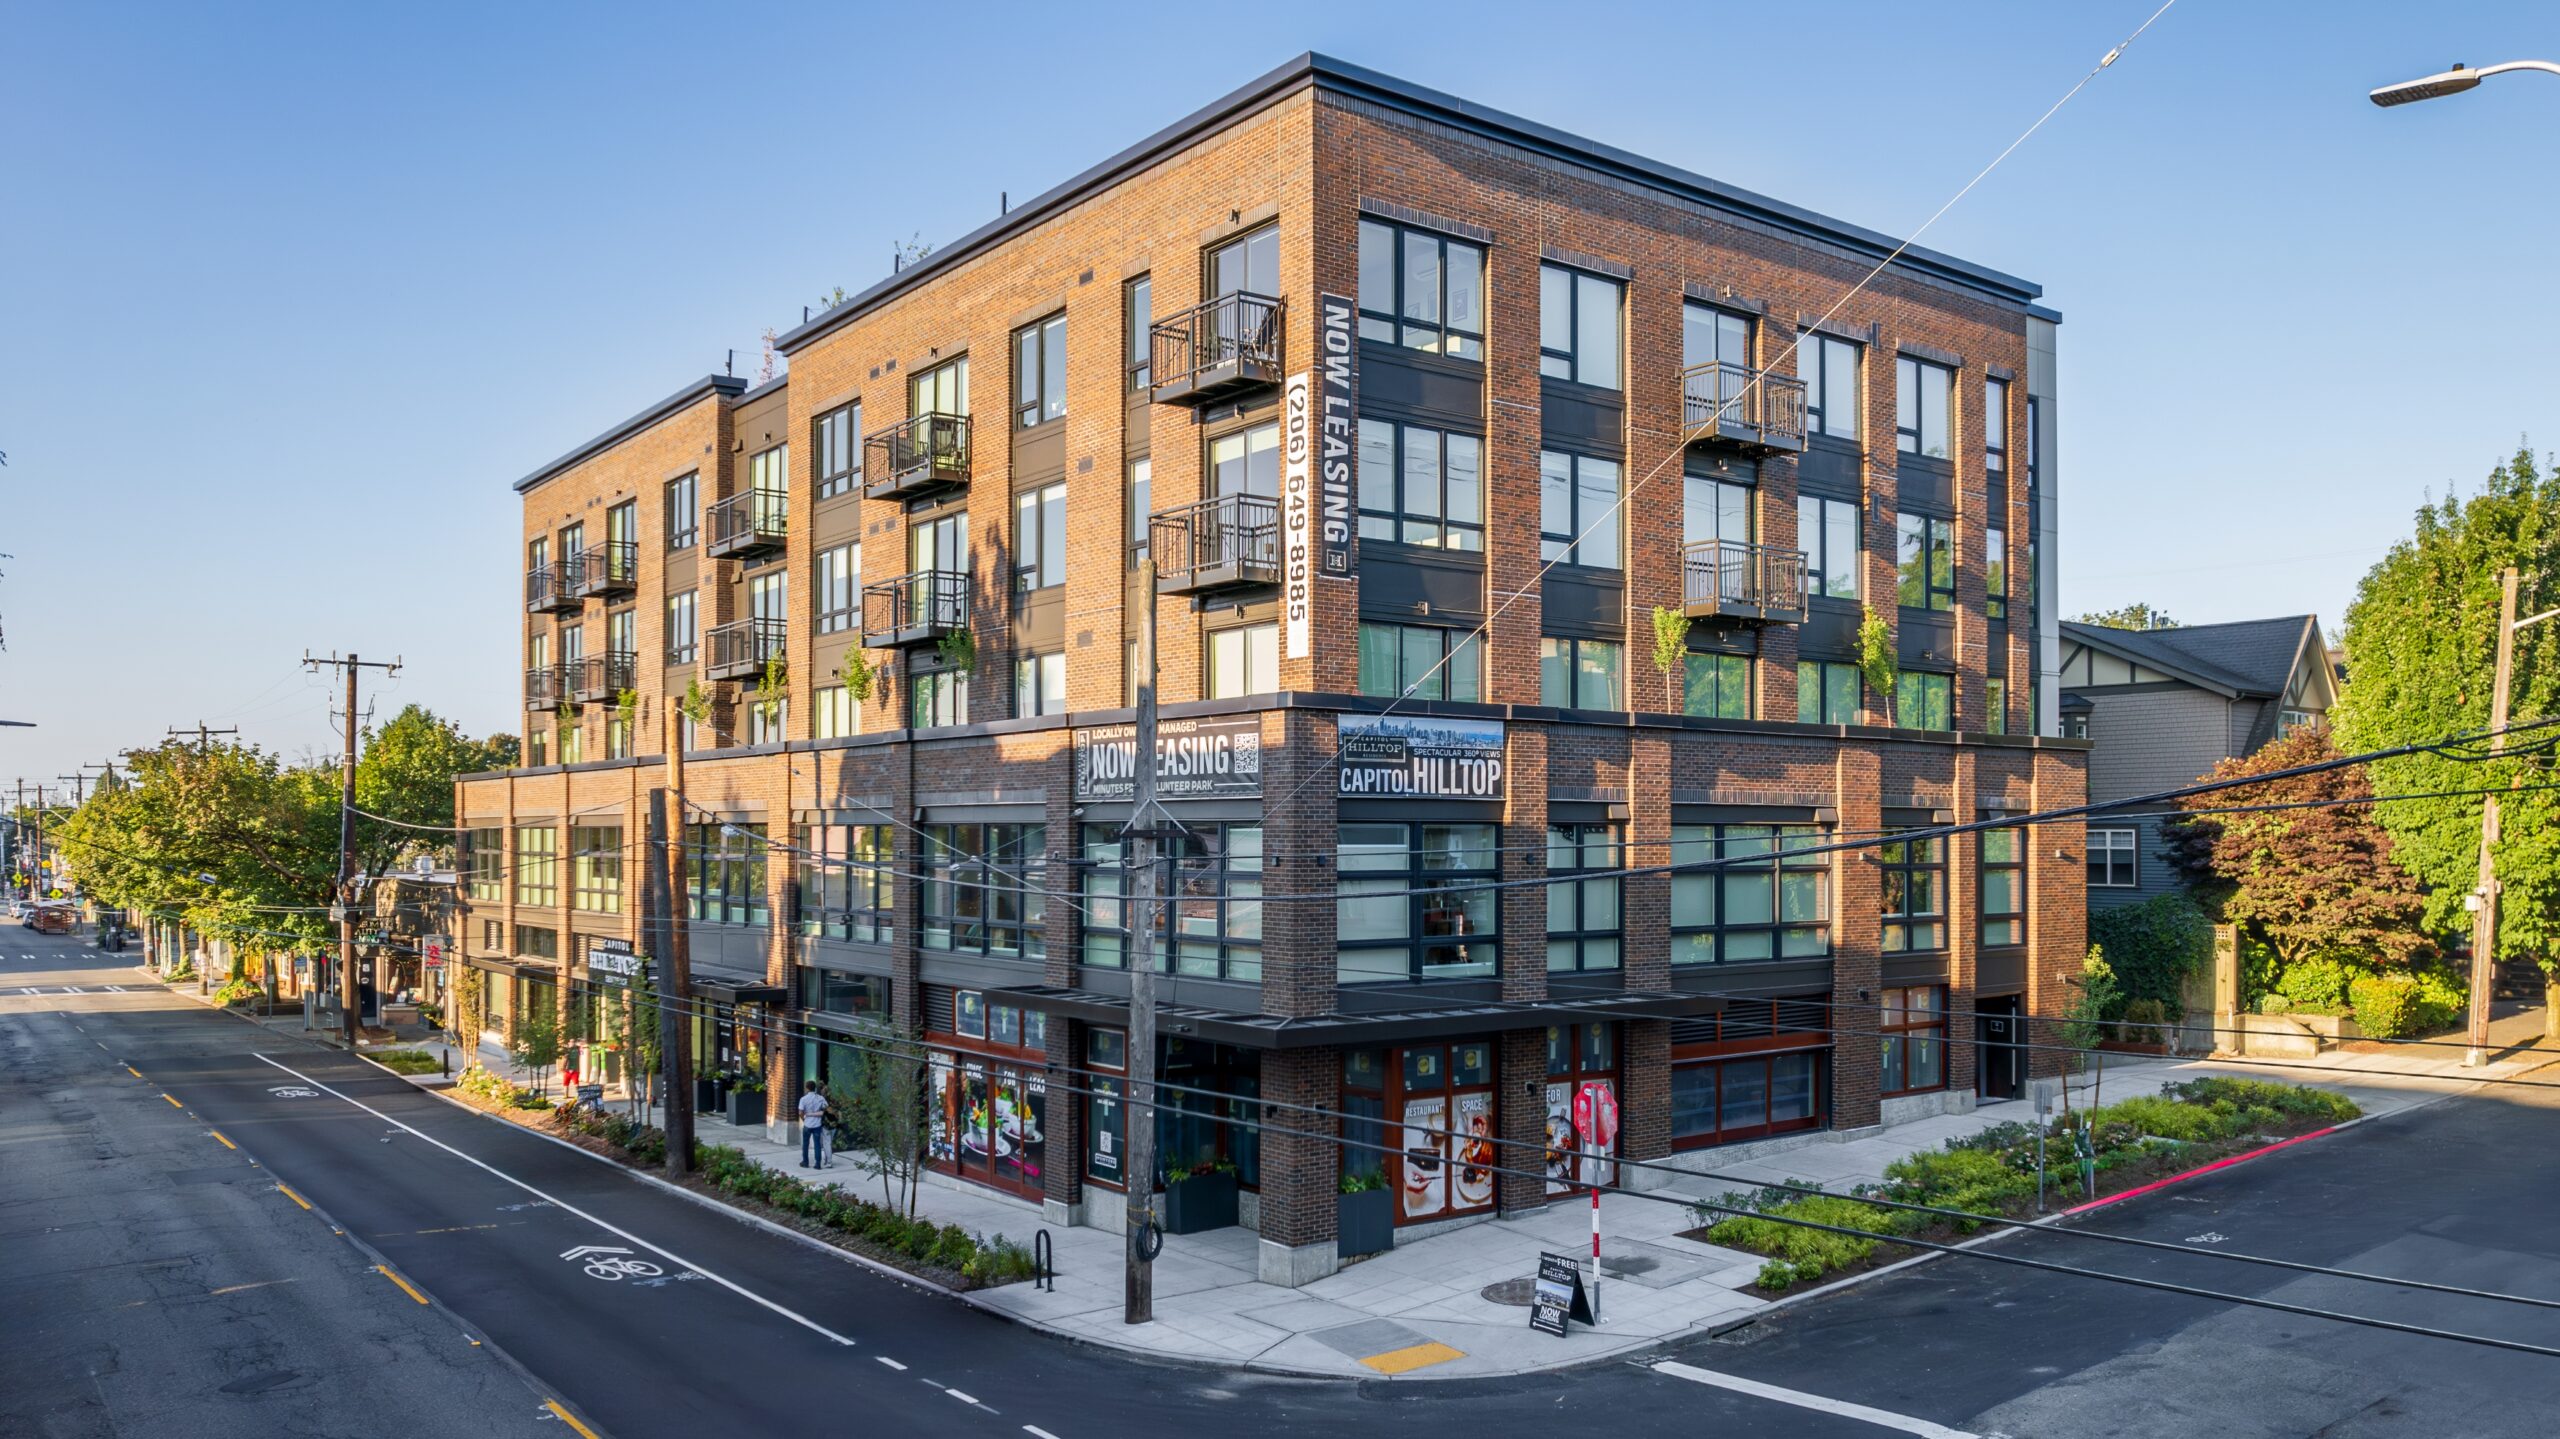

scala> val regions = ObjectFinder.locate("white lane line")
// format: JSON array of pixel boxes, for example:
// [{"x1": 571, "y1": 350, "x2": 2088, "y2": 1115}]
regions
[
  {"x1": 874, "y1": 1357, "x2": 908, "y2": 1371},
  {"x1": 1025, "y1": 1426, "x2": 1066, "y2": 1439},
  {"x1": 19, "y1": 988, "x2": 38, "y2": 996},
  {"x1": 253, "y1": 1054, "x2": 857, "y2": 1348},
  {"x1": 947, "y1": 1389, "x2": 980, "y2": 1406},
  {"x1": 104, "y1": 986, "x2": 126, "y2": 993},
  {"x1": 1652, "y1": 1362, "x2": 1980, "y2": 1438},
  {"x1": 64, "y1": 987, "x2": 83, "y2": 994}
]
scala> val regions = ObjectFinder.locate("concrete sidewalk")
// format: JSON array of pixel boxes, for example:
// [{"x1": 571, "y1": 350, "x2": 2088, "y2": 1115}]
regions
[{"x1": 163, "y1": 967, "x2": 2551, "y2": 1380}]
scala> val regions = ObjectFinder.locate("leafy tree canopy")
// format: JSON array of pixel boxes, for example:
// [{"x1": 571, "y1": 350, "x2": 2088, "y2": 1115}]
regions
[
  {"x1": 2072, "y1": 602, "x2": 2180, "y2": 631},
  {"x1": 2330, "y1": 444, "x2": 2560, "y2": 966}
]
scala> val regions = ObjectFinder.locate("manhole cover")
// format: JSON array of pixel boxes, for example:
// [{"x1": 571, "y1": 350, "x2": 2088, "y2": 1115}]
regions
[{"x1": 1480, "y1": 1278, "x2": 1536, "y2": 1306}]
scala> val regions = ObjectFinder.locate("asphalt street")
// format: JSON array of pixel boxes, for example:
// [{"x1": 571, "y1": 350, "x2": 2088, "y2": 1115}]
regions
[{"x1": 7, "y1": 922, "x2": 2559, "y2": 1437}]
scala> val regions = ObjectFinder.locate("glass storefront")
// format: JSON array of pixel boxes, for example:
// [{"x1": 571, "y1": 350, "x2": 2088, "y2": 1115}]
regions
[
  {"x1": 1342, "y1": 1037, "x2": 1502, "y2": 1225},
  {"x1": 1544, "y1": 1022, "x2": 1619, "y2": 1193}
]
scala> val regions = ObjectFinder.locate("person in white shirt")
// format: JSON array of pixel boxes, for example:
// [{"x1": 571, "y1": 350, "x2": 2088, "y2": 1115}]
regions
[{"x1": 798, "y1": 1081, "x2": 829, "y2": 1168}]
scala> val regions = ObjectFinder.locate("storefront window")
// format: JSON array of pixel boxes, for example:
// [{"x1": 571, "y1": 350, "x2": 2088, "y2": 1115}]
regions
[
  {"x1": 1543, "y1": 1023, "x2": 1619, "y2": 1193},
  {"x1": 1879, "y1": 985, "x2": 1947, "y2": 1095},
  {"x1": 1341, "y1": 1048, "x2": 1389, "y2": 1185},
  {"x1": 931, "y1": 989, "x2": 1049, "y2": 1201},
  {"x1": 1544, "y1": 824, "x2": 1622, "y2": 973},
  {"x1": 1381, "y1": 1040, "x2": 1499, "y2": 1224},
  {"x1": 1086, "y1": 1027, "x2": 1127, "y2": 1189},
  {"x1": 798, "y1": 970, "x2": 888, "y2": 1019},
  {"x1": 1671, "y1": 1052, "x2": 1823, "y2": 1148},
  {"x1": 1337, "y1": 823, "x2": 1499, "y2": 983},
  {"x1": 1669, "y1": 823, "x2": 1830, "y2": 964},
  {"x1": 795, "y1": 823, "x2": 894, "y2": 944},
  {"x1": 1080, "y1": 824, "x2": 1262, "y2": 980},
  {"x1": 920, "y1": 824, "x2": 1046, "y2": 959},
  {"x1": 684, "y1": 822, "x2": 767, "y2": 926}
]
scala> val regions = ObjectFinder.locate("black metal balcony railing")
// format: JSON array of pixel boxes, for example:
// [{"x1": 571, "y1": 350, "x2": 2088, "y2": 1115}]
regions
[
  {"x1": 860, "y1": 570, "x2": 971, "y2": 648},
  {"x1": 1680, "y1": 361, "x2": 1809, "y2": 454},
  {"x1": 571, "y1": 651, "x2": 637, "y2": 703},
  {"x1": 706, "y1": 488, "x2": 788, "y2": 560},
  {"x1": 864, "y1": 413, "x2": 972, "y2": 501},
  {"x1": 574, "y1": 541, "x2": 639, "y2": 598},
  {"x1": 1681, "y1": 539, "x2": 1809, "y2": 624},
  {"x1": 525, "y1": 566, "x2": 578, "y2": 614},
  {"x1": 523, "y1": 664, "x2": 568, "y2": 710},
  {"x1": 704, "y1": 618, "x2": 787, "y2": 682},
  {"x1": 1150, "y1": 493, "x2": 1281, "y2": 594},
  {"x1": 1150, "y1": 292, "x2": 1284, "y2": 405}
]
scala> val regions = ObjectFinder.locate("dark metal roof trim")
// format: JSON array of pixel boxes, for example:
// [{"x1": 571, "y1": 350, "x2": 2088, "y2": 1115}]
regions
[
  {"x1": 514, "y1": 374, "x2": 747, "y2": 494},
  {"x1": 995, "y1": 984, "x2": 1723, "y2": 1051}
]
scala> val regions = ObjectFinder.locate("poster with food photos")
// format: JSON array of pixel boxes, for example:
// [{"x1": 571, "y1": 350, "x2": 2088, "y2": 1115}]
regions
[
  {"x1": 1400, "y1": 1096, "x2": 1450, "y2": 1220},
  {"x1": 1545, "y1": 1080, "x2": 1619, "y2": 1193},
  {"x1": 1453, "y1": 1090, "x2": 1496, "y2": 1211}
]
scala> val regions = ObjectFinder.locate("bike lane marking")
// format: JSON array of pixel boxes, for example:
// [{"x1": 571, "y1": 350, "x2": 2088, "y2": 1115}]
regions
[{"x1": 252, "y1": 1053, "x2": 857, "y2": 1348}]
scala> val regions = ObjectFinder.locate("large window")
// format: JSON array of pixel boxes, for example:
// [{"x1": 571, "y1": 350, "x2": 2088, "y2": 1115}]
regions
[
  {"x1": 1684, "y1": 302, "x2": 1752, "y2": 372},
  {"x1": 1880, "y1": 832, "x2": 1946, "y2": 953},
  {"x1": 1015, "y1": 483, "x2": 1067, "y2": 594},
  {"x1": 686, "y1": 822, "x2": 768, "y2": 926},
  {"x1": 920, "y1": 823, "x2": 1046, "y2": 960},
  {"x1": 1538, "y1": 264, "x2": 1622, "y2": 388},
  {"x1": 795, "y1": 823, "x2": 893, "y2": 945},
  {"x1": 2089, "y1": 829, "x2": 2139, "y2": 888},
  {"x1": 1986, "y1": 527, "x2": 2008, "y2": 620},
  {"x1": 1208, "y1": 422, "x2": 1279, "y2": 498},
  {"x1": 1545, "y1": 825, "x2": 1622, "y2": 973},
  {"x1": 1359, "y1": 623, "x2": 1482, "y2": 702},
  {"x1": 1208, "y1": 624, "x2": 1278, "y2": 698},
  {"x1": 1539, "y1": 637, "x2": 1623, "y2": 710},
  {"x1": 748, "y1": 697, "x2": 787, "y2": 745},
  {"x1": 1798, "y1": 495, "x2": 1861, "y2": 601},
  {"x1": 1895, "y1": 355, "x2": 1953, "y2": 459},
  {"x1": 911, "y1": 668, "x2": 968, "y2": 728},
  {"x1": 1337, "y1": 823, "x2": 1499, "y2": 983},
  {"x1": 746, "y1": 443, "x2": 788, "y2": 499},
  {"x1": 911, "y1": 354, "x2": 968, "y2": 418},
  {"x1": 1014, "y1": 651, "x2": 1066, "y2": 717},
  {"x1": 1985, "y1": 377, "x2": 2009, "y2": 474},
  {"x1": 1897, "y1": 513, "x2": 1955, "y2": 611},
  {"x1": 813, "y1": 684, "x2": 855, "y2": 739},
  {"x1": 1014, "y1": 313, "x2": 1066, "y2": 429},
  {"x1": 815, "y1": 543, "x2": 859, "y2": 633},
  {"x1": 556, "y1": 719, "x2": 584, "y2": 766},
  {"x1": 1673, "y1": 1051, "x2": 1822, "y2": 1150},
  {"x1": 1358, "y1": 418, "x2": 1483, "y2": 551},
  {"x1": 1683, "y1": 653, "x2": 1750, "y2": 719},
  {"x1": 1895, "y1": 672, "x2": 1953, "y2": 731},
  {"x1": 514, "y1": 825, "x2": 557, "y2": 907},
  {"x1": 1209, "y1": 226, "x2": 1280, "y2": 299},
  {"x1": 1685, "y1": 473, "x2": 1753, "y2": 547},
  {"x1": 1879, "y1": 986, "x2": 1946, "y2": 1095},
  {"x1": 1798, "y1": 332, "x2": 1861, "y2": 440},
  {"x1": 665, "y1": 472, "x2": 698, "y2": 550},
  {"x1": 1080, "y1": 824, "x2": 1263, "y2": 981},
  {"x1": 1539, "y1": 450, "x2": 1622, "y2": 567},
  {"x1": 816, "y1": 402, "x2": 861, "y2": 499},
  {"x1": 1981, "y1": 827, "x2": 2025, "y2": 947},
  {"x1": 749, "y1": 569, "x2": 788, "y2": 625},
  {"x1": 1124, "y1": 275, "x2": 1151, "y2": 391},
  {"x1": 1358, "y1": 218, "x2": 1485, "y2": 360},
  {"x1": 570, "y1": 825, "x2": 621, "y2": 914},
  {"x1": 1798, "y1": 660, "x2": 1862, "y2": 725},
  {"x1": 1670, "y1": 824, "x2": 1830, "y2": 964},
  {"x1": 463, "y1": 828, "x2": 502, "y2": 902},
  {"x1": 665, "y1": 590, "x2": 698, "y2": 665}
]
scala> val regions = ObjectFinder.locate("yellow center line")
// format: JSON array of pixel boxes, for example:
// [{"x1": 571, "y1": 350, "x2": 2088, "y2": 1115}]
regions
[
  {"x1": 545, "y1": 1400, "x2": 603, "y2": 1439},
  {"x1": 275, "y1": 1183, "x2": 313, "y2": 1210},
  {"x1": 162, "y1": 1094, "x2": 183, "y2": 1109},
  {"x1": 126, "y1": 1066, "x2": 143, "y2": 1079},
  {"x1": 374, "y1": 1265, "x2": 429, "y2": 1305},
  {"x1": 209, "y1": 1130, "x2": 237, "y2": 1150}
]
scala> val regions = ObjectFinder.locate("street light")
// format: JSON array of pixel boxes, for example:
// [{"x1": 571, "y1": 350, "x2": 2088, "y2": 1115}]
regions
[{"x1": 2370, "y1": 59, "x2": 2560, "y2": 107}]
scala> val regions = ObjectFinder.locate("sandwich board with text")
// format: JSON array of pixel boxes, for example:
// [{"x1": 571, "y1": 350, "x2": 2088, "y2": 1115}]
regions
[{"x1": 1529, "y1": 1250, "x2": 1596, "y2": 1336}]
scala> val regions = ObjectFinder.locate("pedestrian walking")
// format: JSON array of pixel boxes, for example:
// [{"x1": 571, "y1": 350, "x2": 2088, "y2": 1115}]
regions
[{"x1": 798, "y1": 1080, "x2": 827, "y2": 1168}]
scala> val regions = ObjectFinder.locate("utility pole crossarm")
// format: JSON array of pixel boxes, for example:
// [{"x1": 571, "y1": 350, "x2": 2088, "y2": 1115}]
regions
[{"x1": 303, "y1": 651, "x2": 401, "y2": 1049}]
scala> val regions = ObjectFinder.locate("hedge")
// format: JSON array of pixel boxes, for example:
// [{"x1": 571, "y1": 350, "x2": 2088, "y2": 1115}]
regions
[{"x1": 2087, "y1": 891, "x2": 2213, "y2": 1018}]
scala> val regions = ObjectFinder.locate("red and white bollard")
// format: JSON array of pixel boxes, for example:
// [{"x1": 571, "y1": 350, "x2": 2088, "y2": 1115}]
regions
[{"x1": 1589, "y1": 1185, "x2": 1603, "y2": 1323}]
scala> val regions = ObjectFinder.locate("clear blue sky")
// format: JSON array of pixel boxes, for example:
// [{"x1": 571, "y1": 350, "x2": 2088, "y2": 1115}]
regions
[{"x1": 3, "y1": 1, "x2": 2552, "y2": 785}]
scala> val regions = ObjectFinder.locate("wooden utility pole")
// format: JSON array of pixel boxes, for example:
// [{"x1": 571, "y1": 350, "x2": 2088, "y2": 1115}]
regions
[
  {"x1": 2467, "y1": 569, "x2": 2521, "y2": 1065},
  {"x1": 167, "y1": 723, "x2": 239, "y2": 753},
  {"x1": 304, "y1": 652, "x2": 400, "y2": 1049},
  {"x1": 657, "y1": 711, "x2": 696, "y2": 1173},
  {"x1": 1123, "y1": 560, "x2": 1176, "y2": 1326}
]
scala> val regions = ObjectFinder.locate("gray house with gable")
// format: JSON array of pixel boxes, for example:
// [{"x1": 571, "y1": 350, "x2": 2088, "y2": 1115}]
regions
[{"x1": 2059, "y1": 615, "x2": 2339, "y2": 911}]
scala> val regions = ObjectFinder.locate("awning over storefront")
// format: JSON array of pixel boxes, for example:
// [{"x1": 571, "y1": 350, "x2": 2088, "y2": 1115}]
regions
[
  {"x1": 993, "y1": 985, "x2": 1725, "y2": 1050},
  {"x1": 691, "y1": 972, "x2": 788, "y2": 1006}
]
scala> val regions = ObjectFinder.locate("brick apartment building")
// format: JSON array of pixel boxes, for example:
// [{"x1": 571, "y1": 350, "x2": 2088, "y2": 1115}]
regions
[{"x1": 456, "y1": 53, "x2": 2087, "y2": 1286}]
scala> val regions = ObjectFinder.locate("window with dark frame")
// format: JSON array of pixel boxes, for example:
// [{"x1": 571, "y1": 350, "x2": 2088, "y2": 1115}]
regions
[
  {"x1": 1985, "y1": 677, "x2": 2008, "y2": 735},
  {"x1": 1897, "y1": 512, "x2": 1955, "y2": 611},
  {"x1": 1981, "y1": 827, "x2": 2025, "y2": 946},
  {"x1": 1537, "y1": 263, "x2": 1623, "y2": 388},
  {"x1": 794, "y1": 822, "x2": 893, "y2": 945},
  {"x1": 1894, "y1": 354, "x2": 1954, "y2": 459},
  {"x1": 1126, "y1": 457, "x2": 1150, "y2": 564},
  {"x1": 684, "y1": 822, "x2": 769, "y2": 926},
  {"x1": 1014, "y1": 652, "x2": 1066, "y2": 717},
  {"x1": 1014, "y1": 313, "x2": 1066, "y2": 429},
  {"x1": 1209, "y1": 226, "x2": 1280, "y2": 300},
  {"x1": 1880, "y1": 832, "x2": 1946, "y2": 952},
  {"x1": 1125, "y1": 276, "x2": 1151, "y2": 391},
  {"x1": 1798, "y1": 332, "x2": 1861, "y2": 440},
  {"x1": 1081, "y1": 823, "x2": 1263, "y2": 982},
  {"x1": 1797, "y1": 494, "x2": 1861, "y2": 601},
  {"x1": 2089, "y1": 828, "x2": 2139, "y2": 888},
  {"x1": 815, "y1": 543, "x2": 858, "y2": 633},
  {"x1": 909, "y1": 667, "x2": 968, "y2": 728},
  {"x1": 1358, "y1": 417, "x2": 1484, "y2": 551},
  {"x1": 1014, "y1": 483, "x2": 1067, "y2": 594},
  {"x1": 1879, "y1": 985, "x2": 1946, "y2": 1095},
  {"x1": 1985, "y1": 377, "x2": 2009, "y2": 473},
  {"x1": 1357, "y1": 218, "x2": 1485, "y2": 360},
  {"x1": 1672, "y1": 1049, "x2": 1823, "y2": 1150},
  {"x1": 919, "y1": 823, "x2": 1046, "y2": 959},
  {"x1": 1539, "y1": 449, "x2": 1622, "y2": 567},
  {"x1": 1670, "y1": 824, "x2": 1831, "y2": 964},
  {"x1": 911, "y1": 355, "x2": 969, "y2": 418},
  {"x1": 514, "y1": 825, "x2": 557, "y2": 907},
  {"x1": 463, "y1": 828, "x2": 503, "y2": 902},
  {"x1": 1544, "y1": 824, "x2": 1623, "y2": 973},
  {"x1": 1683, "y1": 652, "x2": 1750, "y2": 719},
  {"x1": 1208, "y1": 624, "x2": 1278, "y2": 698},
  {"x1": 1895, "y1": 673, "x2": 1952, "y2": 731},
  {"x1": 1336, "y1": 823, "x2": 1499, "y2": 983},
  {"x1": 1986, "y1": 526, "x2": 2008, "y2": 620},
  {"x1": 815, "y1": 403, "x2": 861, "y2": 498},
  {"x1": 665, "y1": 590, "x2": 697, "y2": 665},
  {"x1": 1798, "y1": 659, "x2": 1862, "y2": 725},
  {"x1": 1358, "y1": 622, "x2": 1481, "y2": 702},
  {"x1": 1539, "y1": 636, "x2": 1624, "y2": 710},
  {"x1": 570, "y1": 825, "x2": 622, "y2": 914}
]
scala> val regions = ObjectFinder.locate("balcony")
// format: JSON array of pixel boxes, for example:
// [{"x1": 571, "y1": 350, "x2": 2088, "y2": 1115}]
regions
[
  {"x1": 863, "y1": 413, "x2": 971, "y2": 502},
  {"x1": 571, "y1": 651, "x2": 637, "y2": 703},
  {"x1": 523, "y1": 665, "x2": 568, "y2": 710},
  {"x1": 525, "y1": 566, "x2": 578, "y2": 614},
  {"x1": 573, "y1": 541, "x2": 639, "y2": 599},
  {"x1": 1681, "y1": 539, "x2": 1808, "y2": 625},
  {"x1": 1149, "y1": 292, "x2": 1284, "y2": 405},
  {"x1": 860, "y1": 570, "x2": 971, "y2": 648},
  {"x1": 1680, "y1": 362, "x2": 1808, "y2": 455},
  {"x1": 706, "y1": 488, "x2": 788, "y2": 561},
  {"x1": 703, "y1": 618, "x2": 787, "y2": 683},
  {"x1": 1150, "y1": 493, "x2": 1280, "y2": 595}
]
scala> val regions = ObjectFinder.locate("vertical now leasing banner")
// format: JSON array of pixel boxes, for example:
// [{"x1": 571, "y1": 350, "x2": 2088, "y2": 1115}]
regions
[
  {"x1": 1283, "y1": 295, "x2": 1357, "y2": 663},
  {"x1": 1283, "y1": 372, "x2": 1313, "y2": 660},
  {"x1": 1317, "y1": 293, "x2": 1355, "y2": 577}
]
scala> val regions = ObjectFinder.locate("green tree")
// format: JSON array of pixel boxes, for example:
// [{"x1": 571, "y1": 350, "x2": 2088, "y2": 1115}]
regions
[
  {"x1": 2331, "y1": 446, "x2": 2560, "y2": 1014},
  {"x1": 2071, "y1": 602, "x2": 2180, "y2": 631},
  {"x1": 1649, "y1": 605, "x2": 1692, "y2": 713},
  {"x1": 1858, "y1": 605, "x2": 1897, "y2": 724},
  {"x1": 839, "y1": 1025, "x2": 930, "y2": 1214}
]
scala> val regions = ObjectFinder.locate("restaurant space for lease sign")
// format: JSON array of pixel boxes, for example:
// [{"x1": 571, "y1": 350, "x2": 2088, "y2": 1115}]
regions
[{"x1": 1336, "y1": 714, "x2": 1506, "y2": 800}]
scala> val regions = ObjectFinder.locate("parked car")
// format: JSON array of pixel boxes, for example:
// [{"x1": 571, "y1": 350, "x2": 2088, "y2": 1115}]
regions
[{"x1": 27, "y1": 904, "x2": 75, "y2": 935}]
